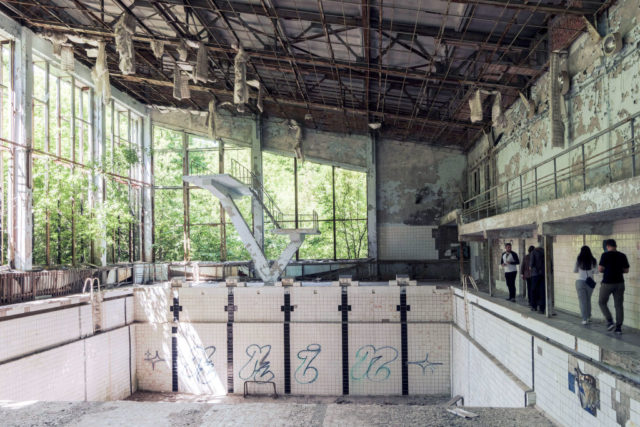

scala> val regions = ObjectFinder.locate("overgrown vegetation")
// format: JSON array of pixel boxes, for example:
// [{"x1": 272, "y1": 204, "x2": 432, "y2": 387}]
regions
[{"x1": 153, "y1": 127, "x2": 368, "y2": 262}]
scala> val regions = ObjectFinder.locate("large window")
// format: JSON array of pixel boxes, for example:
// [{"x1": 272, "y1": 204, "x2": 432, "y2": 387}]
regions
[
  {"x1": 31, "y1": 54, "x2": 145, "y2": 266},
  {"x1": 153, "y1": 128, "x2": 252, "y2": 262},
  {"x1": 0, "y1": 41, "x2": 11, "y2": 264},
  {"x1": 153, "y1": 126, "x2": 368, "y2": 262}
]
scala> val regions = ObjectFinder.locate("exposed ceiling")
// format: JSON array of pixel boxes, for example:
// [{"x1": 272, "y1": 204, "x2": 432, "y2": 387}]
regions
[{"x1": 1, "y1": 0, "x2": 611, "y2": 149}]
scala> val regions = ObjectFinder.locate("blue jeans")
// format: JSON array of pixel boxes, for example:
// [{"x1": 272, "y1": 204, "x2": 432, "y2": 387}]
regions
[
  {"x1": 575, "y1": 280, "x2": 594, "y2": 321},
  {"x1": 531, "y1": 275, "x2": 545, "y2": 312}
]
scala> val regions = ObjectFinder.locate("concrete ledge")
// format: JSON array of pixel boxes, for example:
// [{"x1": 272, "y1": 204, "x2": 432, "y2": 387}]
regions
[{"x1": 460, "y1": 175, "x2": 640, "y2": 237}]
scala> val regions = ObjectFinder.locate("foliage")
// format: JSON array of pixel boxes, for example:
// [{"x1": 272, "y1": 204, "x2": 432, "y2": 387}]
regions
[{"x1": 152, "y1": 127, "x2": 369, "y2": 262}]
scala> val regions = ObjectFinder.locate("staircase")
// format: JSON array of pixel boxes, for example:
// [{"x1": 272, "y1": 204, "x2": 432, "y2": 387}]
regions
[{"x1": 183, "y1": 160, "x2": 319, "y2": 284}]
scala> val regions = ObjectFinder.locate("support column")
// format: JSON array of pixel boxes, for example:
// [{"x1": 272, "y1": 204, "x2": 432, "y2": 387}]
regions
[
  {"x1": 141, "y1": 114, "x2": 153, "y2": 262},
  {"x1": 366, "y1": 133, "x2": 377, "y2": 260},
  {"x1": 487, "y1": 239, "x2": 493, "y2": 296},
  {"x1": 518, "y1": 238, "x2": 525, "y2": 298},
  {"x1": 251, "y1": 115, "x2": 264, "y2": 249},
  {"x1": 543, "y1": 234, "x2": 553, "y2": 318},
  {"x1": 90, "y1": 89, "x2": 107, "y2": 265},
  {"x1": 10, "y1": 28, "x2": 33, "y2": 270}
]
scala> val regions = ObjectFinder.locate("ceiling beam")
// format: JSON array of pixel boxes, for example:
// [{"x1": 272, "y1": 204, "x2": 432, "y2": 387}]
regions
[
  {"x1": 140, "y1": 0, "x2": 535, "y2": 52},
  {"x1": 113, "y1": 72, "x2": 483, "y2": 130},
  {"x1": 28, "y1": 22, "x2": 526, "y2": 91},
  {"x1": 448, "y1": 0, "x2": 593, "y2": 15}
]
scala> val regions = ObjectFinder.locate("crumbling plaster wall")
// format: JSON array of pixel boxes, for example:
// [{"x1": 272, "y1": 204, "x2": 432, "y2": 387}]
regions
[
  {"x1": 377, "y1": 139, "x2": 466, "y2": 260},
  {"x1": 467, "y1": 0, "x2": 640, "y2": 192}
]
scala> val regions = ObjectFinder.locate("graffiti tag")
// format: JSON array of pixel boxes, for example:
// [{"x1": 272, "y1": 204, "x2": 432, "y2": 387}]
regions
[
  {"x1": 408, "y1": 352, "x2": 443, "y2": 375},
  {"x1": 187, "y1": 345, "x2": 216, "y2": 385},
  {"x1": 239, "y1": 344, "x2": 275, "y2": 381},
  {"x1": 295, "y1": 344, "x2": 321, "y2": 384},
  {"x1": 350, "y1": 345, "x2": 398, "y2": 382},
  {"x1": 144, "y1": 350, "x2": 165, "y2": 371}
]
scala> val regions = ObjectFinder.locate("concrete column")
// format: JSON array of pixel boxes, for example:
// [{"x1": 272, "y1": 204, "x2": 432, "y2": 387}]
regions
[
  {"x1": 367, "y1": 133, "x2": 377, "y2": 259},
  {"x1": 251, "y1": 115, "x2": 264, "y2": 249},
  {"x1": 91, "y1": 90, "x2": 107, "y2": 266},
  {"x1": 487, "y1": 239, "x2": 493, "y2": 296},
  {"x1": 141, "y1": 114, "x2": 153, "y2": 262},
  {"x1": 543, "y1": 234, "x2": 553, "y2": 318},
  {"x1": 518, "y1": 238, "x2": 525, "y2": 297},
  {"x1": 10, "y1": 27, "x2": 33, "y2": 270}
]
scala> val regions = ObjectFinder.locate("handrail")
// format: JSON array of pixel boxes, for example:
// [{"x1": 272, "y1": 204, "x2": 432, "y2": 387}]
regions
[{"x1": 463, "y1": 113, "x2": 640, "y2": 223}]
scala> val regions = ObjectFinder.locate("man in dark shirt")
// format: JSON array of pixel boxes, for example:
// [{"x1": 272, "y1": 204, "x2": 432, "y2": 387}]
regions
[
  {"x1": 529, "y1": 246, "x2": 546, "y2": 313},
  {"x1": 598, "y1": 239, "x2": 630, "y2": 335}
]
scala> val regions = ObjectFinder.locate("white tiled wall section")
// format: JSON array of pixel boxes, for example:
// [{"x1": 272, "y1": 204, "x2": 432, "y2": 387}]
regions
[
  {"x1": 135, "y1": 323, "x2": 172, "y2": 392},
  {"x1": 290, "y1": 323, "x2": 342, "y2": 395},
  {"x1": 554, "y1": 219, "x2": 640, "y2": 329},
  {"x1": 234, "y1": 287, "x2": 285, "y2": 322},
  {"x1": 134, "y1": 287, "x2": 171, "y2": 323},
  {"x1": 85, "y1": 327, "x2": 133, "y2": 401},
  {"x1": 177, "y1": 323, "x2": 228, "y2": 395},
  {"x1": 0, "y1": 326, "x2": 134, "y2": 401},
  {"x1": 290, "y1": 287, "x2": 342, "y2": 323},
  {"x1": 349, "y1": 287, "x2": 401, "y2": 322},
  {"x1": 407, "y1": 324, "x2": 450, "y2": 395},
  {"x1": 348, "y1": 323, "x2": 402, "y2": 395},
  {"x1": 233, "y1": 323, "x2": 285, "y2": 394},
  {"x1": 102, "y1": 298, "x2": 129, "y2": 330},
  {"x1": 452, "y1": 328, "x2": 529, "y2": 408},
  {"x1": 471, "y1": 306, "x2": 533, "y2": 387},
  {"x1": 178, "y1": 288, "x2": 228, "y2": 323},
  {"x1": 0, "y1": 306, "x2": 88, "y2": 363},
  {"x1": 378, "y1": 224, "x2": 438, "y2": 260},
  {"x1": 406, "y1": 286, "x2": 453, "y2": 322}
]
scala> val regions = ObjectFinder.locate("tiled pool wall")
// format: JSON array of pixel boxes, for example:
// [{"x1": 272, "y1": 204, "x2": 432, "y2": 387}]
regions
[
  {"x1": 5, "y1": 283, "x2": 640, "y2": 427},
  {"x1": 134, "y1": 284, "x2": 453, "y2": 396}
]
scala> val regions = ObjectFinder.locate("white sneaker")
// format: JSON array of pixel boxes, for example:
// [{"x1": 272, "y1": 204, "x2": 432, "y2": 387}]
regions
[{"x1": 581, "y1": 320, "x2": 588, "y2": 325}]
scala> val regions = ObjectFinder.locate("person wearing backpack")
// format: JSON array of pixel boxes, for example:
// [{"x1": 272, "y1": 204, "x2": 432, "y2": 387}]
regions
[{"x1": 574, "y1": 246, "x2": 597, "y2": 325}]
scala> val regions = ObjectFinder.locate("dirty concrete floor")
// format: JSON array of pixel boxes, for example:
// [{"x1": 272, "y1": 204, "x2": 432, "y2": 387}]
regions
[{"x1": 0, "y1": 393, "x2": 554, "y2": 426}]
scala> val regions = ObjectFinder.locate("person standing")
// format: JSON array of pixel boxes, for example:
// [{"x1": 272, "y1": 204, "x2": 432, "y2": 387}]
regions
[
  {"x1": 500, "y1": 243, "x2": 520, "y2": 302},
  {"x1": 530, "y1": 246, "x2": 545, "y2": 313},
  {"x1": 574, "y1": 246, "x2": 597, "y2": 325},
  {"x1": 521, "y1": 246, "x2": 535, "y2": 308},
  {"x1": 598, "y1": 239, "x2": 629, "y2": 335}
]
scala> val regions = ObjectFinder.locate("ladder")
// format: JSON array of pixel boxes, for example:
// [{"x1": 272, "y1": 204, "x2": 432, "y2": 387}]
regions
[{"x1": 83, "y1": 278, "x2": 103, "y2": 333}]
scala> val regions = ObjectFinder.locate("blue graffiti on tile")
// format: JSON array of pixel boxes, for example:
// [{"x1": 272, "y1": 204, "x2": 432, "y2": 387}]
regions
[
  {"x1": 350, "y1": 345, "x2": 398, "y2": 382},
  {"x1": 187, "y1": 345, "x2": 216, "y2": 385},
  {"x1": 239, "y1": 344, "x2": 275, "y2": 381},
  {"x1": 144, "y1": 350, "x2": 165, "y2": 371},
  {"x1": 408, "y1": 352, "x2": 443, "y2": 375},
  {"x1": 295, "y1": 344, "x2": 321, "y2": 384}
]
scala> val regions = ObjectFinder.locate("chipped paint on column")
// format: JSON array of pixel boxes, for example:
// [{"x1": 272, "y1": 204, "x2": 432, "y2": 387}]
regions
[
  {"x1": 466, "y1": 0, "x2": 640, "y2": 206},
  {"x1": 142, "y1": 113, "x2": 154, "y2": 262},
  {"x1": 252, "y1": 116, "x2": 264, "y2": 249},
  {"x1": 367, "y1": 133, "x2": 377, "y2": 258}
]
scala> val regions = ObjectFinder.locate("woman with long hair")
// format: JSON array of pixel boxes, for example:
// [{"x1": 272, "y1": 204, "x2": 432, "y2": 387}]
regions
[{"x1": 574, "y1": 245, "x2": 597, "y2": 325}]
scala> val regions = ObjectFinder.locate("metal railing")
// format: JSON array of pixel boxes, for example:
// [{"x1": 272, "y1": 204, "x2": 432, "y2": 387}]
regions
[
  {"x1": 463, "y1": 113, "x2": 640, "y2": 223},
  {"x1": 229, "y1": 159, "x2": 319, "y2": 231},
  {"x1": 0, "y1": 268, "x2": 97, "y2": 306}
]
